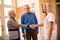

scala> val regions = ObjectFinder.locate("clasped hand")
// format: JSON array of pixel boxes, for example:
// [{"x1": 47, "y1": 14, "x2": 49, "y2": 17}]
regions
[{"x1": 29, "y1": 24, "x2": 43, "y2": 29}]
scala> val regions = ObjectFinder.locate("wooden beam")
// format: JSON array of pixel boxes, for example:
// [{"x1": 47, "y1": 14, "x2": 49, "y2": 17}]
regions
[{"x1": 12, "y1": 0, "x2": 19, "y2": 22}]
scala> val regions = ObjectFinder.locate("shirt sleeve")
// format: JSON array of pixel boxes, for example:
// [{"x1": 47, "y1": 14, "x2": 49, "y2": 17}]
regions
[
  {"x1": 21, "y1": 15, "x2": 25, "y2": 34},
  {"x1": 9, "y1": 19, "x2": 27, "y2": 28},
  {"x1": 48, "y1": 15, "x2": 55, "y2": 23}
]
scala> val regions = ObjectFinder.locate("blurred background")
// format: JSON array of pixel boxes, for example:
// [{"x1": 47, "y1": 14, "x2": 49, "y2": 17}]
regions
[{"x1": 0, "y1": 0, "x2": 60, "y2": 40}]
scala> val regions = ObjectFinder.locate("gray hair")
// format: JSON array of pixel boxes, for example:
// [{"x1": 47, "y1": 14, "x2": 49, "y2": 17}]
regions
[
  {"x1": 8, "y1": 10, "x2": 15, "y2": 16},
  {"x1": 24, "y1": 5, "x2": 30, "y2": 9}
]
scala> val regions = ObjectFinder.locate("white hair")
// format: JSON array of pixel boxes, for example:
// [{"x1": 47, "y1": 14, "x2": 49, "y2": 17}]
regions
[
  {"x1": 24, "y1": 4, "x2": 30, "y2": 9},
  {"x1": 8, "y1": 10, "x2": 15, "y2": 16}
]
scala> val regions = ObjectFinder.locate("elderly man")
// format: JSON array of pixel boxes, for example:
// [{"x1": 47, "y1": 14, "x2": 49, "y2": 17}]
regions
[
  {"x1": 7, "y1": 10, "x2": 28, "y2": 40},
  {"x1": 21, "y1": 5, "x2": 39, "y2": 40}
]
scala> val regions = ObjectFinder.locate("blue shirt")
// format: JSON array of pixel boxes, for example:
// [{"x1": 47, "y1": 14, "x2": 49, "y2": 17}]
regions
[{"x1": 21, "y1": 12, "x2": 38, "y2": 34}]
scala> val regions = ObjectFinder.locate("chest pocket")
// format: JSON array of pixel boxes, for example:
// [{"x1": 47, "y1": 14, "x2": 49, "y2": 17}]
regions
[
  {"x1": 24, "y1": 14, "x2": 35, "y2": 24},
  {"x1": 24, "y1": 15, "x2": 30, "y2": 24}
]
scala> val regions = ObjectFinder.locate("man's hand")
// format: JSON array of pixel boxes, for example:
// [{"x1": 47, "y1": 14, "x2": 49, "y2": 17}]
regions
[
  {"x1": 29, "y1": 24, "x2": 38, "y2": 29},
  {"x1": 29, "y1": 24, "x2": 43, "y2": 29}
]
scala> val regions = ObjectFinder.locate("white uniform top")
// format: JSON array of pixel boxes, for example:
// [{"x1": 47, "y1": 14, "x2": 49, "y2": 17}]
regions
[{"x1": 44, "y1": 12, "x2": 57, "y2": 40}]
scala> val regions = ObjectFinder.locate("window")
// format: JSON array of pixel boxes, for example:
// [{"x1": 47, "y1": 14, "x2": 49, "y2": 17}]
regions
[
  {"x1": 0, "y1": 0, "x2": 1, "y2": 4},
  {"x1": 5, "y1": 18, "x2": 9, "y2": 34},
  {"x1": 0, "y1": 19, "x2": 1, "y2": 25},
  {"x1": 0, "y1": 0, "x2": 16, "y2": 39},
  {"x1": 4, "y1": 0, "x2": 12, "y2": 6},
  {"x1": 4, "y1": 7, "x2": 13, "y2": 16},
  {"x1": 0, "y1": 20, "x2": 2, "y2": 36},
  {"x1": 0, "y1": 12, "x2": 1, "y2": 16}
]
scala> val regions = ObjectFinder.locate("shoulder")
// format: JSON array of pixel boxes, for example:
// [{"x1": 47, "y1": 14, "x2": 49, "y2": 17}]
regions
[
  {"x1": 30, "y1": 12, "x2": 36, "y2": 16},
  {"x1": 21, "y1": 13, "x2": 26, "y2": 17},
  {"x1": 30, "y1": 12, "x2": 35, "y2": 14},
  {"x1": 48, "y1": 12, "x2": 54, "y2": 17},
  {"x1": 47, "y1": 13, "x2": 55, "y2": 22},
  {"x1": 7, "y1": 19, "x2": 16, "y2": 25},
  {"x1": 46, "y1": 13, "x2": 54, "y2": 18},
  {"x1": 7, "y1": 19, "x2": 14, "y2": 23}
]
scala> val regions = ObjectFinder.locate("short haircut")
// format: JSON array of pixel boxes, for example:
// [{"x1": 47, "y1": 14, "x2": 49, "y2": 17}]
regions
[
  {"x1": 24, "y1": 4, "x2": 30, "y2": 9},
  {"x1": 8, "y1": 10, "x2": 15, "y2": 16}
]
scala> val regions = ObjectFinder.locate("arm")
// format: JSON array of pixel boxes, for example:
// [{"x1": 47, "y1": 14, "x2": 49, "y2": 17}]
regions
[
  {"x1": 34, "y1": 13, "x2": 43, "y2": 27},
  {"x1": 48, "y1": 14, "x2": 55, "y2": 40},
  {"x1": 48, "y1": 22, "x2": 53, "y2": 40},
  {"x1": 21, "y1": 15, "x2": 25, "y2": 34},
  {"x1": 9, "y1": 19, "x2": 27, "y2": 28},
  {"x1": 38, "y1": 23, "x2": 43, "y2": 26}
]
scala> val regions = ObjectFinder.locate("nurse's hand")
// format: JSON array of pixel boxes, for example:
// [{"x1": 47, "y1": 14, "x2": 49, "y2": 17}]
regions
[
  {"x1": 38, "y1": 24, "x2": 43, "y2": 26},
  {"x1": 29, "y1": 24, "x2": 43, "y2": 29},
  {"x1": 29, "y1": 24, "x2": 38, "y2": 29}
]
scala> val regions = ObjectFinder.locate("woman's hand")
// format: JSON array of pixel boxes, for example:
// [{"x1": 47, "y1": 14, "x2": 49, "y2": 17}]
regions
[{"x1": 29, "y1": 24, "x2": 38, "y2": 29}]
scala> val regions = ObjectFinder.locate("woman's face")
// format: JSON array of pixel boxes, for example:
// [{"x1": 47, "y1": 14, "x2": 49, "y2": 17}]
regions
[
  {"x1": 42, "y1": 4, "x2": 47, "y2": 13},
  {"x1": 10, "y1": 12, "x2": 16, "y2": 18}
]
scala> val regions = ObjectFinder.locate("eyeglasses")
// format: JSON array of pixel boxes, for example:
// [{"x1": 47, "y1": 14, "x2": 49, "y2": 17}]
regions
[{"x1": 26, "y1": 7, "x2": 30, "y2": 9}]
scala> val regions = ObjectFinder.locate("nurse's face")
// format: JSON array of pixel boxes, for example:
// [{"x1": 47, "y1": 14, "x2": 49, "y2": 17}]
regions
[{"x1": 42, "y1": 4, "x2": 47, "y2": 13}]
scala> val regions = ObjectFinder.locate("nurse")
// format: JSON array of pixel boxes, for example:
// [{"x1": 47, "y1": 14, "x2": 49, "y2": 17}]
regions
[{"x1": 42, "y1": 2, "x2": 57, "y2": 40}]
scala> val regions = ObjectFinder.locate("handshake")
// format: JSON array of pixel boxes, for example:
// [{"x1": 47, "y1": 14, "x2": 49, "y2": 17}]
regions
[{"x1": 29, "y1": 24, "x2": 43, "y2": 29}]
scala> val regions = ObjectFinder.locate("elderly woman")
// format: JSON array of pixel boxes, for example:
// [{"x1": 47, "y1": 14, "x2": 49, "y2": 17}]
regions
[{"x1": 7, "y1": 10, "x2": 27, "y2": 40}]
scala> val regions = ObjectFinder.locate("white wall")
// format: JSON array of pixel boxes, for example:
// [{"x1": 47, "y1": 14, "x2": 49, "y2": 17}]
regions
[{"x1": 17, "y1": 0, "x2": 36, "y2": 7}]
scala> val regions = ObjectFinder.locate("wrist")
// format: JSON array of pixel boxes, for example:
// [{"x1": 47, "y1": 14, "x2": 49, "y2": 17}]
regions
[{"x1": 48, "y1": 37, "x2": 51, "y2": 40}]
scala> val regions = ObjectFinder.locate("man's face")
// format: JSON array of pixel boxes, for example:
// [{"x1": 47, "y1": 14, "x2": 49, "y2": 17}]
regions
[
  {"x1": 10, "y1": 12, "x2": 16, "y2": 18},
  {"x1": 24, "y1": 6, "x2": 30, "y2": 13}
]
